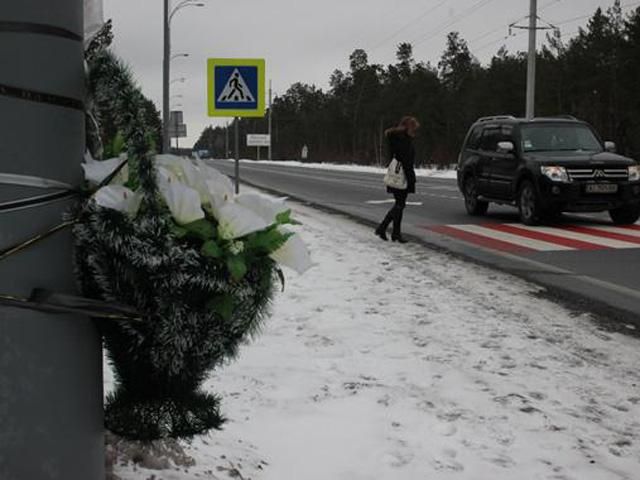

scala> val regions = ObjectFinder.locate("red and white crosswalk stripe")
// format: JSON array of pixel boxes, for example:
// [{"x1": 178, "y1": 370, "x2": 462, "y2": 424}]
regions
[{"x1": 429, "y1": 223, "x2": 640, "y2": 253}]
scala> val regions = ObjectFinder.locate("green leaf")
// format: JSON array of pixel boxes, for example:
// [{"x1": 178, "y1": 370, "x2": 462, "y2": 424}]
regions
[
  {"x1": 201, "y1": 240, "x2": 223, "y2": 258},
  {"x1": 170, "y1": 223, "x2": 189, "y2": 238},
  {"x1": 227, "y1": 256, "x2": 247, "y2": 281},
  {"x1": 184, "y1": 218, "x2": 217, "y2": 240},
  {"x1": 275, "y1": 209, "x2": 302, "y2": 226},
  {"x1": 207, "y1": 295, "x2": 234, "y2": 321},
  {"x1": 245, "y1": 227, "x2": 294, "y2": 254},
  {"x1": 124, "y1": 155, "x2": 140, "y2": 191}
]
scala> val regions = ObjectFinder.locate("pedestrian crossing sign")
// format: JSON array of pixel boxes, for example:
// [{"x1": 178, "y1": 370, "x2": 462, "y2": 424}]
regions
[{"x1": 207, "y1": 58, "x2": 265, "y2": 117}]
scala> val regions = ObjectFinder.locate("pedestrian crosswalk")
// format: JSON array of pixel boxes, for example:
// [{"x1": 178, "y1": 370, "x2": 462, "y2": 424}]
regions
[{"x1": 428, "y1": 223, "x2": 640, "y2": 254}]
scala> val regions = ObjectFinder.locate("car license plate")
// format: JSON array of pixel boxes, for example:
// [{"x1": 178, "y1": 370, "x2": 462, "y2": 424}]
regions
[{"x1": 586, "y1": 183, "x2": 618, "y2": 194}]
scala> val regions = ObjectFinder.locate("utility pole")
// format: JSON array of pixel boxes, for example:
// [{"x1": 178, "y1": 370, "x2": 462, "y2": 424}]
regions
[
  {"x1": 268, "y1": 79, "x2": 273, "y2": 160},
  {"x1": 526, "y1": 0, "x2": 537, "y2": 119},
  {"x1": 162, "y1": 0, "x2": 171, "y2": 152},
  {"x1": 234, "y1": 118, "x2": 240, "y2": 193},
  {"x1": 225, "y1": 121, "x2": 229, "y2": 158},
  {"x1": 0, "y1": 1, "x2": 103, "y2": 478},
  {"x1": 510, "y1": 0, "x2": 555, "y2": 119}
]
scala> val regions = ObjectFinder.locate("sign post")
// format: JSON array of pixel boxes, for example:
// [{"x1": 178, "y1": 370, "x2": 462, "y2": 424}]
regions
[
  {"x1": 247, "y1": 134, "x2": 271, "y2": 161},
  {"x1": 169, "y1": 110, "x2": 187, "y2": 150},
  {"x1": 207, "y1": 58, "x2": 266, "y2": 193}
]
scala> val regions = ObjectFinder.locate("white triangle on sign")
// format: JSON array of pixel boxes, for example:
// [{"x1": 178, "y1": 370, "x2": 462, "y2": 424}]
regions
[{"x1": 217, "y1": 68, "x2": 256, "y2": 103}]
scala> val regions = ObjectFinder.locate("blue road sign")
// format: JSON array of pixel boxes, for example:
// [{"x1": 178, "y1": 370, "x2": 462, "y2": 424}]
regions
[{"x1": 207, "y1": 59, "x2": 266, "y2": 117}]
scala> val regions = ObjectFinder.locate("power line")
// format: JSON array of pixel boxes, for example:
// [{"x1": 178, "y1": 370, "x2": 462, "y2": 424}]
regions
[
  {"x1": 554, "y1": 0, "x2": 640, "y2": 26},
  {"x1": 411, "y1": 0, "x2": 499, "y2": 47},
  {"x1": 471, "y1": 0, "x2": 561, "y2": 47},
  {"x1": 473, "y1": 0, "x2": 640, "y2": 55},
  {"x1": 369, "y1": 0, "x2": 448, "y2": 51}
]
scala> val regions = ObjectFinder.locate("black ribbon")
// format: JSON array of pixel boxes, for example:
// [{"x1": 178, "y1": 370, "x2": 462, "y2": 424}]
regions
[
  {"x1": 0, "y1": 21, "x2": 82, "y2": 42},
  {"x1": 0, "y1": 289, "x2": 141, "y2": 322},
  {"x1": 0, "y1": 189, "x2": 81, "y2": 214},
  {"x1": 0, "y1": 82, "x2": 85, "y2": 112}
]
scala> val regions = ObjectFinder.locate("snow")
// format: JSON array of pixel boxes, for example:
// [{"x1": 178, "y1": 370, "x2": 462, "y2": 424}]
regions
[
  {"x1": 215, "y1": 158, "x2": 459, "y2": 180},
  {"x1": 107, "y1": 199, "x2": 640, "y2": 480}
]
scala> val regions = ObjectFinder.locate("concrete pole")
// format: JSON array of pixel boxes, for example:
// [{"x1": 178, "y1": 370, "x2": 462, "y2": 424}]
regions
[
  {"x1": 162, "y1": 0, "x2": 171, "y2": 153},
  {"x1": 525, "y1": 0, "x2": 537, "y2": 119},
  {"x1": 268, "y1": 79, "x2": 273, "y2": 160},
  {"x1": 234, "y1": 117, "x2": 240, "y2": 193},
  {"x1": 0, "y1": 1, "x2": 104, "y2": 478},
  {"x1": 225, "y1": 122, "x2": 229, "y2": 158}
]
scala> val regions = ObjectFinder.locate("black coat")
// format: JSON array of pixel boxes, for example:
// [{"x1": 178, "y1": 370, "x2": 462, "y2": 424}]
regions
[{"x1": 386, "y1": 130, "x2": 416, "y2": 194}]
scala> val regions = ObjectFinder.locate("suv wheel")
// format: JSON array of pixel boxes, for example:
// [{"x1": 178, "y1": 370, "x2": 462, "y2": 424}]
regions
[
  {"x1": 609, "y1": 205, "x2": 640, "y2": 225},
  {"x1": 518, "y1": 180, "x2": 541, "y2": 225},
  {"x1": 463, "y1": 176, "x2": 488, "y2": 216}
]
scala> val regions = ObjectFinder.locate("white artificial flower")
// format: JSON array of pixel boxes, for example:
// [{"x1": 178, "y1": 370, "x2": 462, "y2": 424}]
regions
[
  {"x1": 154, "y1": 154, "x2": 200, "y2": 188},
  {"x1": 157, "y1": 169, "x2": 204, "y2": 225},
  {"x1": 94, "y1": 185, "x2": 141, "y2": 216},
  {"x1": 197, "y1": 159, "x2": 234, "y2": 198},
  {"x1": 235, "y1": 192, "x2": 289, "y2": 224},
  {"x1": 216, "y1": 202, "x2": 271, "y2": 240},
  {"x1": 270, "y1": 230, "x2": 312, "y2": 274},
  {"x1": 204, "y1": 179, "x2": 234, "y2": 218},
  {"x1": 82, "y1": 151, "x2": 128, "y2": 186}
]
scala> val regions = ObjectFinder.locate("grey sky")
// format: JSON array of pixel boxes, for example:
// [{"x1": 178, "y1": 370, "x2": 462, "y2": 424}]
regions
[{"x1": 103, "y1": 0, "x2": 637, "y2": 147}]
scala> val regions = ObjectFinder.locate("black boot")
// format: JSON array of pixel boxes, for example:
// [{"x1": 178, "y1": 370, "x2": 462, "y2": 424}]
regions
[
  {"x1": 391, "y1": 209, "x2": 406, "y2": 243},
  {"x1": 376, "y1": 208, "x2": 395, "y2": 241},
  {"x1": 374, "y1": 226, "x2": 388, "y2": 241}
]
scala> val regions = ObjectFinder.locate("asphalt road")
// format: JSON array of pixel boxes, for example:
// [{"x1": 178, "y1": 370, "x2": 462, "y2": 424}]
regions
[{"x1": 211, "y1": 159, "x2": 640, "y2": 326}]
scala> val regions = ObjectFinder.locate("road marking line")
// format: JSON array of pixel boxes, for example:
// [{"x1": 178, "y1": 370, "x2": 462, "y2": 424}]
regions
[
  {"x1": 562, "y1": 225, "x2": 640, "y2": 245},
  {"x1": 365, "y1": 200, "x2": 423, "y2": 205},
  {"x1": 430, "y1": 225, "x2": 535, "y2": 254},
  {"x1": 515, "y1": 224, "x2": 640, "y2": 249},
  {"x1": 584, "y1": 225, "x2": 640, "y2": 238},
  {"x1": 482, "y1": 224, "x2": 606, "y2": 250},
  {"x1": 450, "y1": 224, "x2": 574, "y2": 251}
]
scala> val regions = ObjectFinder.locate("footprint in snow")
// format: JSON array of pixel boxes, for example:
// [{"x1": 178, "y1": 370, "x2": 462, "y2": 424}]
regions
[{"x1": 430, "y1": 457, "x2": 464, "y2": 472}]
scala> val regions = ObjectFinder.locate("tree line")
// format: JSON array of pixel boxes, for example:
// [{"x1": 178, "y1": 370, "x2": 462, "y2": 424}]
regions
[{"x1": 194, "y1": 2, "x2": 640, "y2": 166}]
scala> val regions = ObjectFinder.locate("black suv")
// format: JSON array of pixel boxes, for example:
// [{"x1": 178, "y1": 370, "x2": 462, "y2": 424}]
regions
[{"x1": 456, "y1": 116, "x2": 640, "y2": 225}]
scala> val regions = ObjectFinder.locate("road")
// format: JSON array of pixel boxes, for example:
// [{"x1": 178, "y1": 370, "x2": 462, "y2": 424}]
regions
[{"x1": 211, "y1": 159, "x2": 640, "y2": 326}]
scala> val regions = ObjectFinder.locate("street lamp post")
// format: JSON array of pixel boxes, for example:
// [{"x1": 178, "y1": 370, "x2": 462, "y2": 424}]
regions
[{"x1": 162, "y1": 1, "x2": 204, "y2": 153}]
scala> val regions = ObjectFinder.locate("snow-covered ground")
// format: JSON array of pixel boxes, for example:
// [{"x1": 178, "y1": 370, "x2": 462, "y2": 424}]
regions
[
  {"x1": 217, "y1": 158, "x2": 458, "y2": 180},
  {"x1": 108, "y1": 201, "x2": 640, "y2": 480}
]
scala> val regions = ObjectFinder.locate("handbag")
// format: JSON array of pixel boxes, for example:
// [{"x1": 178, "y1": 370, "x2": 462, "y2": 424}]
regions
[{"x1": 383, "y1": 158, "x2": 407, "y2": 189}]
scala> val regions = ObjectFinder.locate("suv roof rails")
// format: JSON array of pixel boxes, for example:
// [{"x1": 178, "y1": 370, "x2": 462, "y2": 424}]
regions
[
  {"x1": 533, "y1": 115, "x2": 578, "y2": 120},
  {"x1": 476, "y1": 115, "x2": 516, "y2": 123}
]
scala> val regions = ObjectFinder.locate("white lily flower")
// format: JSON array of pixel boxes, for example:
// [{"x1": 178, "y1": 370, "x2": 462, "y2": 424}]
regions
[
  {"x1": 156, "y1": 154, "x2": 204, "y2": 188},
  {"x1": 157, "y1": 170, "x2": 204, "y2": 225},
  {"x1": 197, "y1": 159, "x2": 234, "y2": 196},
  {"x1": 204, "y1": 179, "x2": 235, "y2": 218},
  {"x1": 82, "y1": 152, "x2": 128, "y2": 186},
  {"x1": 216, "y1": 202, "x2": 271, "y2": 240},
  {"x1": 235, "y1": 192, "x2": 289, "y2": 224},
  {"x1": 270, "y1": 231, "x2": 312, "y2": 274},
  {"x1": 94, "y1": 185, "x2": 141, "y2": 216}
]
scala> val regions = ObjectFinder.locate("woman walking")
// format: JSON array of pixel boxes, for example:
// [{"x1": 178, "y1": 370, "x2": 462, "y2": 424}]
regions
[{"x1": 375, "y1": 116, "x2": 420, "y2": 243}]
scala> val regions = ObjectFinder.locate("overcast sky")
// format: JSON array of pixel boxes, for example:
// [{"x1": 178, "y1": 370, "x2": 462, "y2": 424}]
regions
[{"x1": 103, "y1": 0, "x2": 638, "y2": 147}]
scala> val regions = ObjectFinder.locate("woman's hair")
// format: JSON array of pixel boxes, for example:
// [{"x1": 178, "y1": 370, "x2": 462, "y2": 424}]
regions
[{"x1": 385, "y1": 116, "x2": 420, "y2": 136}]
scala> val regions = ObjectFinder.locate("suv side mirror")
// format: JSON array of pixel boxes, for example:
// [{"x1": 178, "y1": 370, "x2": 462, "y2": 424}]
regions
[
  {"x1": 604, "y1": 141, "x2": 616, "y2": 153},
  {"x1": 497, "y1": 141, "x2": 515, "y2": 154}
]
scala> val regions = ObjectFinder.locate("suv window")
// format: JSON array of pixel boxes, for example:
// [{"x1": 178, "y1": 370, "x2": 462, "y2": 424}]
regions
[
  {"x1": 479, "y1": 126, "x2": 502, "y2": 151},
  {"x1": 466, "y1": 125, "x2": 483, "y2": 150},
  {"x1": 520, "y1": 123, "x2": 602, "y2": 153}
]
